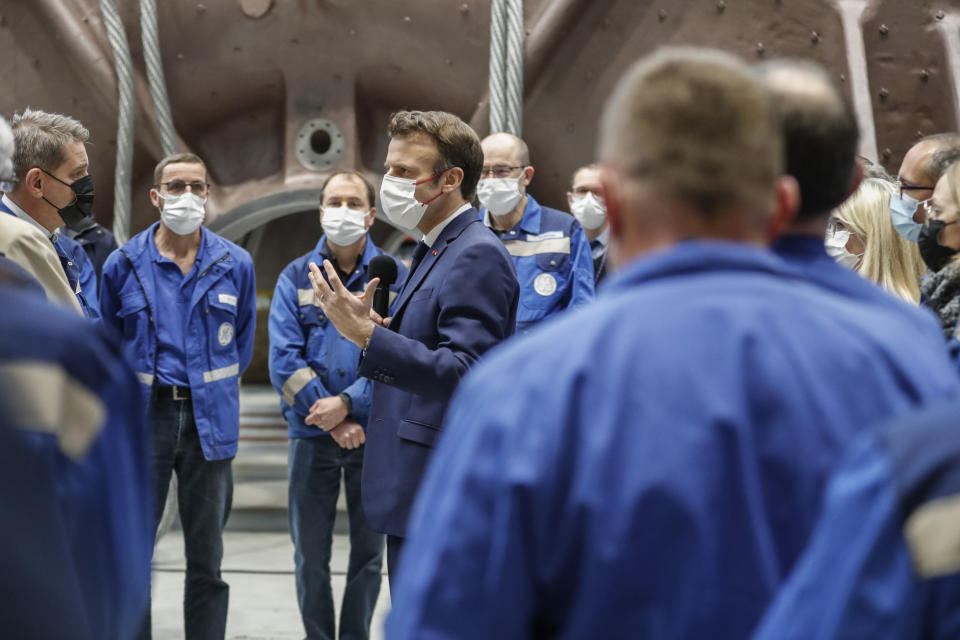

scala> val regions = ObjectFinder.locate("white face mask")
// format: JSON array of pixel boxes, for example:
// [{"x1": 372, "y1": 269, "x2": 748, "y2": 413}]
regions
[
  {"x1": 321, "y1": 206, "x2": 369, "y2": 246},
  {"x1": 570, "y1": 192, "x2": 607, "y2": 230},
  {"x1": 160, "y1": 192, "x2": 206, "y2": 236},
  {"x1": 824, "y1": 228, "x2": 861, "y2": 270},
  {"x1": 380, "y1": 174, "x2": 443, "y2": 231},
  {"x1": 477, "y1": 176, "x2": 524, "y2": 216}
]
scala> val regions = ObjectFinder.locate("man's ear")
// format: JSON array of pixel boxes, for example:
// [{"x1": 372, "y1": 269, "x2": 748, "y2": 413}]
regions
[
  {"x1": 443, "y1": 166, "x2": 464, "y2": 193},
  {"x1": 846, "y1": 160, "x2": 864, "y2": 199},
  {"x1": 767, "y1": 174, "x2": 801, "y2": 244},
  {"x1": 522, "y1": 166, "x2": 534, "y2": 187},
  {"x1": 365, "y1": 207, "x2": 376, "y2": 229},
  {"x1": 150, "y1": 188, "x2": 163, "y2": 210},
  {"x1": 24, "y1": 167, "x2": 44, "y2": 199},
  {"x1": 600, "y1": 166, "x2": 624, "y2": 239},
  {"x1": 566, "y1": 192, "x2": 575, "y2": 208}
]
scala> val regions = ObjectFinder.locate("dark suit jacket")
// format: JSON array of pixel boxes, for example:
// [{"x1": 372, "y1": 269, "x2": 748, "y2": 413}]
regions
[{"x1": 359, "y1": 207, "x2": 519, "y2": 537}]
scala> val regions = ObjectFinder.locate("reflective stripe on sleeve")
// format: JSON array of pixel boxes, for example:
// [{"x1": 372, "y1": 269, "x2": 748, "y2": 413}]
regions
[
  {"x1": 136, "y1": 372, "x2": 154, "y2": 386},
  {"x1": 298, "y1": 289, "x2": 318, "y2": 307},
  {"x1": 282, "y1": 366, "x2": 317, "y2": 406},
  {"x1": 502, "y1": 237, "x2": 571, "y2": 257},
  {"x1": 0, "y1": 360, "x2": 106, "y2": 461},
  {"x1": 202, "y1": 363, "x2": 240, "y2": 384}
]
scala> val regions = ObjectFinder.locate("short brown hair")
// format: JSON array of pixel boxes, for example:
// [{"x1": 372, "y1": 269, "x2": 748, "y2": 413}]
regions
[
  {"x1": 599, "y1": 47, "x2": 781, "y2": 217},
  {"x1": 319, "y1": 170, "x2": 375, "y2": 208},
  {"x1": 154, "y1": 152, "x2": 206, "y2": 186},
  {"x1": 387, "y1": 110, "x2": 483, "y2": 201}
]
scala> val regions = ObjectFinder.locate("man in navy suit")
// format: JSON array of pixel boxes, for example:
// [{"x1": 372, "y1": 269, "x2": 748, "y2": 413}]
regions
[{"x1": 309, "y1": 110, "x2": 519, "y2": 587}]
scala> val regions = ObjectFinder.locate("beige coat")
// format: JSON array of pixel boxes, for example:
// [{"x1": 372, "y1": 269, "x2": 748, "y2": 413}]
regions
[{"x1": 0, "y1": 213, "x2": 82, "y2": 314}]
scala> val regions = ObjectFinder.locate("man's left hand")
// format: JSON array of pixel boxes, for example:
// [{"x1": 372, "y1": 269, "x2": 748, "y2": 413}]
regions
[
  {"x1": 305, "y1": 395, "x2": 349, "y2": 431},
  {"x1": 308, "y1": 260, "x2": 378, "y2": 347},
  {"x1": 329, "y1": 419, "x2": 366, "y2": 450}
]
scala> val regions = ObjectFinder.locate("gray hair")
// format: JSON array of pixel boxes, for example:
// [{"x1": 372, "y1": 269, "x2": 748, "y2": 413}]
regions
[
  {"x1": 0, "y1": 116, "x2": 14, "y2": 181},
  {"x1": 930, "y1": 144, "x2": 960, "y2": 182},
  {"x1": 10, "y1": 108, "x2": 89, "y2": 180}
]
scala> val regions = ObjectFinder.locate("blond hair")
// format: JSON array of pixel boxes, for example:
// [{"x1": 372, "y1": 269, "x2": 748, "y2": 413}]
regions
[
  {"x1": 832, "y1": 178, "x2": 925, "y2": 302},
  {"x1": 599, "y1": 47, "x2": 781, "y2": 217}
]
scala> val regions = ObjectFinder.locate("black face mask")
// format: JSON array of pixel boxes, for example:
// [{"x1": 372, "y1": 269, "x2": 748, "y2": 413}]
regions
[
  {"x1": 918, "y1": 219, "x2": 959, "y2": 272},
  {"x1": 41, "y1": 170, "x2": 96, "y2": 232}
]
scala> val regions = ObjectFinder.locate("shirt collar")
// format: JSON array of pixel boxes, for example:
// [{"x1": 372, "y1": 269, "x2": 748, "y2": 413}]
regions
[
  {"x1": 317, "y1": 235, "x2": 372, "y2": 272},
  {"x1": 593, "y1": 226, "x2": 610, "y2": 248},
  {"x1": 424, "y1": 202, "x2": 472, "y2": 247},
  {"x1": 772, "y1": 233, "x2": 831, "y2": 262},
  {"x1": 149, "y1": 223, "x2": 205, "y2": 265},
  {"x1": 483, "y1": 195, "x2": 542, "y2": 236},
  {"x1": 2, "y1": 194, "x2": 57, "y2": 242}
]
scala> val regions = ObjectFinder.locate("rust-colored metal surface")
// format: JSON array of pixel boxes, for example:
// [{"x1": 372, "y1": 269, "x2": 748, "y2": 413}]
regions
[
  {"x1": 2, "y1": 0, "x2": 959, "y2": 379},
  {"x1": 3, "y1": 1, "x2": 959, "y2": 231}
]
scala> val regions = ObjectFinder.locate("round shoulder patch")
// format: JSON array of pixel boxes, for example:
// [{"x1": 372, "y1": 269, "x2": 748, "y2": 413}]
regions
[
  {"x1": 218, "y1": 322, "x2": 235, "y2": 346},
  {"x1": 534, "y1": 272, "x2": 557, "y2": 297}
]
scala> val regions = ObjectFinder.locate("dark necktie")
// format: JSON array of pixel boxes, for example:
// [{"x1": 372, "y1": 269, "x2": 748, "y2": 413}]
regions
[{"x1": 409, "y1": 241, "x2": 429, "y2": 275}]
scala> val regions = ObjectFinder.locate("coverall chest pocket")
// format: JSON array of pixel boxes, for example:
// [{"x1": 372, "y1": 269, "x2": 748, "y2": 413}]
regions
[
  {"x1": 117, "y1": 290, "x2": 149, "y2": 341},
  {"x1": 522, "y1": 252, "x2": 568, "y2": 311},
  {"x1": 207, "y1": 288, "x2": 240, "y2": 355},
  {"x1": 300, "y1": 304, "x2": 330, "y2": 363}
]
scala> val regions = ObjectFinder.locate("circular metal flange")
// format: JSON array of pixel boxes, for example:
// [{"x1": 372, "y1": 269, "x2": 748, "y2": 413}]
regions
[{"x1": 295, "y1": 118, "x2": 344, "y2": 171}]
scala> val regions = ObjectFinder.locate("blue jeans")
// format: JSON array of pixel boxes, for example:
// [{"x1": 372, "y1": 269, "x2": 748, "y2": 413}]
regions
[
  {"x1": 289, "y1": 435, "x2": 384, "y2": 640},
  {"x1": 142, "y1": 393, "x2": 233, "y2": 640}
]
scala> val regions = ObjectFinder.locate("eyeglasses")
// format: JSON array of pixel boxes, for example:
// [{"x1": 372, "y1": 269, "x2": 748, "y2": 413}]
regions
[
  {"x1": 481, "y1": 166, "x2": 524, "y2": 179},
  {"x1": 156, "y1": 180, "x2": 209, "y2": 196},
  {"x1": 0, "y1": 175, "x2": 18, "y2": 193},
  {"x1": 894, "y1": 178, "x2": 935, "y2": 199}
]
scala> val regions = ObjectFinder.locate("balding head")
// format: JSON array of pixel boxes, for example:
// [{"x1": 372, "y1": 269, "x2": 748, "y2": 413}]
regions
[
  {"x1": 756, "y1": 59, "x2": 859, "y2": 220},
  {"x1": 481, "y1": 132, "x2": 530, "y2": 166},
  {"x1": 599, "y1": 47, "x2": 782, "y2": 220},
  {"x1": 893, "y1": 135, "x2": 960, "y2": 211}
]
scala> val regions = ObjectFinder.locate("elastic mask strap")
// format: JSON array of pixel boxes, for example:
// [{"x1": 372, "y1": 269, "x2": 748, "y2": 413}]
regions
[
  {"x1": 38, "y1": 168, "x2": 78, "y2": 208},
  {"x1": 415, "y1": 169, "x2": 448, "y2": 205}
]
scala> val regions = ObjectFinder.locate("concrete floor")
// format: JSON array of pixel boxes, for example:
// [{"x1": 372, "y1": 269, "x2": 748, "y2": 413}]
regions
[{"x1": 150, "y1": 530, "x2": 391, "y2": 640}]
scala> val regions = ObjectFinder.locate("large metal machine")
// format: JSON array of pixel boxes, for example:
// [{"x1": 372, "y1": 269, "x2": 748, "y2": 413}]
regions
[{"x1": 3, "y1": 0, "x2": 959, "y2": 378}]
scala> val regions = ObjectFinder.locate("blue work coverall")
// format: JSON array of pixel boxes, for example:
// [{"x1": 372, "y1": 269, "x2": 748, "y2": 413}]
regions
[
  {"x1": 99, "y1": 221, "x2": 257, "y2": 460},
  {"x1": 0, "y1": 286, "x2": 152, "y2": 640},
  {"x1": 752, "y1": 400, "x2": 960, "y2": 640},
  {"x1": 483, "y1": 195, "x2": 593, "y2": 332},
  {"x1": 268, "y1": 235, "x2": 406, "y2": 640},
  {"x1": 387, "y1": 242, "x2": 960, "y2": 640}
]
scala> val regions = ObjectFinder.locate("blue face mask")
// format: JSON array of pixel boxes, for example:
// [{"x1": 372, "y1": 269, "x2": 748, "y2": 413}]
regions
[{"x1": 890, "y1": 192, "x2": 923, "y2": 243}]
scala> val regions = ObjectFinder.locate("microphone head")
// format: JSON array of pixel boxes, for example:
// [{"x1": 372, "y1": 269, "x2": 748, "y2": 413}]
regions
[{"x1": 369, "y1": 255, "x2": 398, "y2": 286}]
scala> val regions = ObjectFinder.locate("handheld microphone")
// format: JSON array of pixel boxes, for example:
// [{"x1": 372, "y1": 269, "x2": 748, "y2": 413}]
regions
[{"x1": 368, "y1": 255, "x2": 398, "y2": 318}]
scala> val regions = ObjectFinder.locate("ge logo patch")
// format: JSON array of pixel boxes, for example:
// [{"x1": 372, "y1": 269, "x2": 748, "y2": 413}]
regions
[
  {"x1": 218, "y1": 322, "x2": 234, "y2": 346},
  {"x1": 534, "y1": 272, "x2": 557, "y2": 296}
]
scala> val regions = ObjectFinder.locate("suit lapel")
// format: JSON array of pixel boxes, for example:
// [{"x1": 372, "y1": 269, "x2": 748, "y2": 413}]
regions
[{"x1": 391, "y1": 208, "x2": 478, "y2": 326}]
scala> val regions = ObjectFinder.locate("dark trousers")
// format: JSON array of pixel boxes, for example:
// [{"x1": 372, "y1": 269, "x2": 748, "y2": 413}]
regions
[
  {"x1": 386, "y1": 535, "x2": 405, "y2": 592},
  {"x1": 141, "y1": 393, "x2": 233, "y2": 640},
  {"x1": 289, "y1": 436, "x2": 384, "y2": 640}
]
